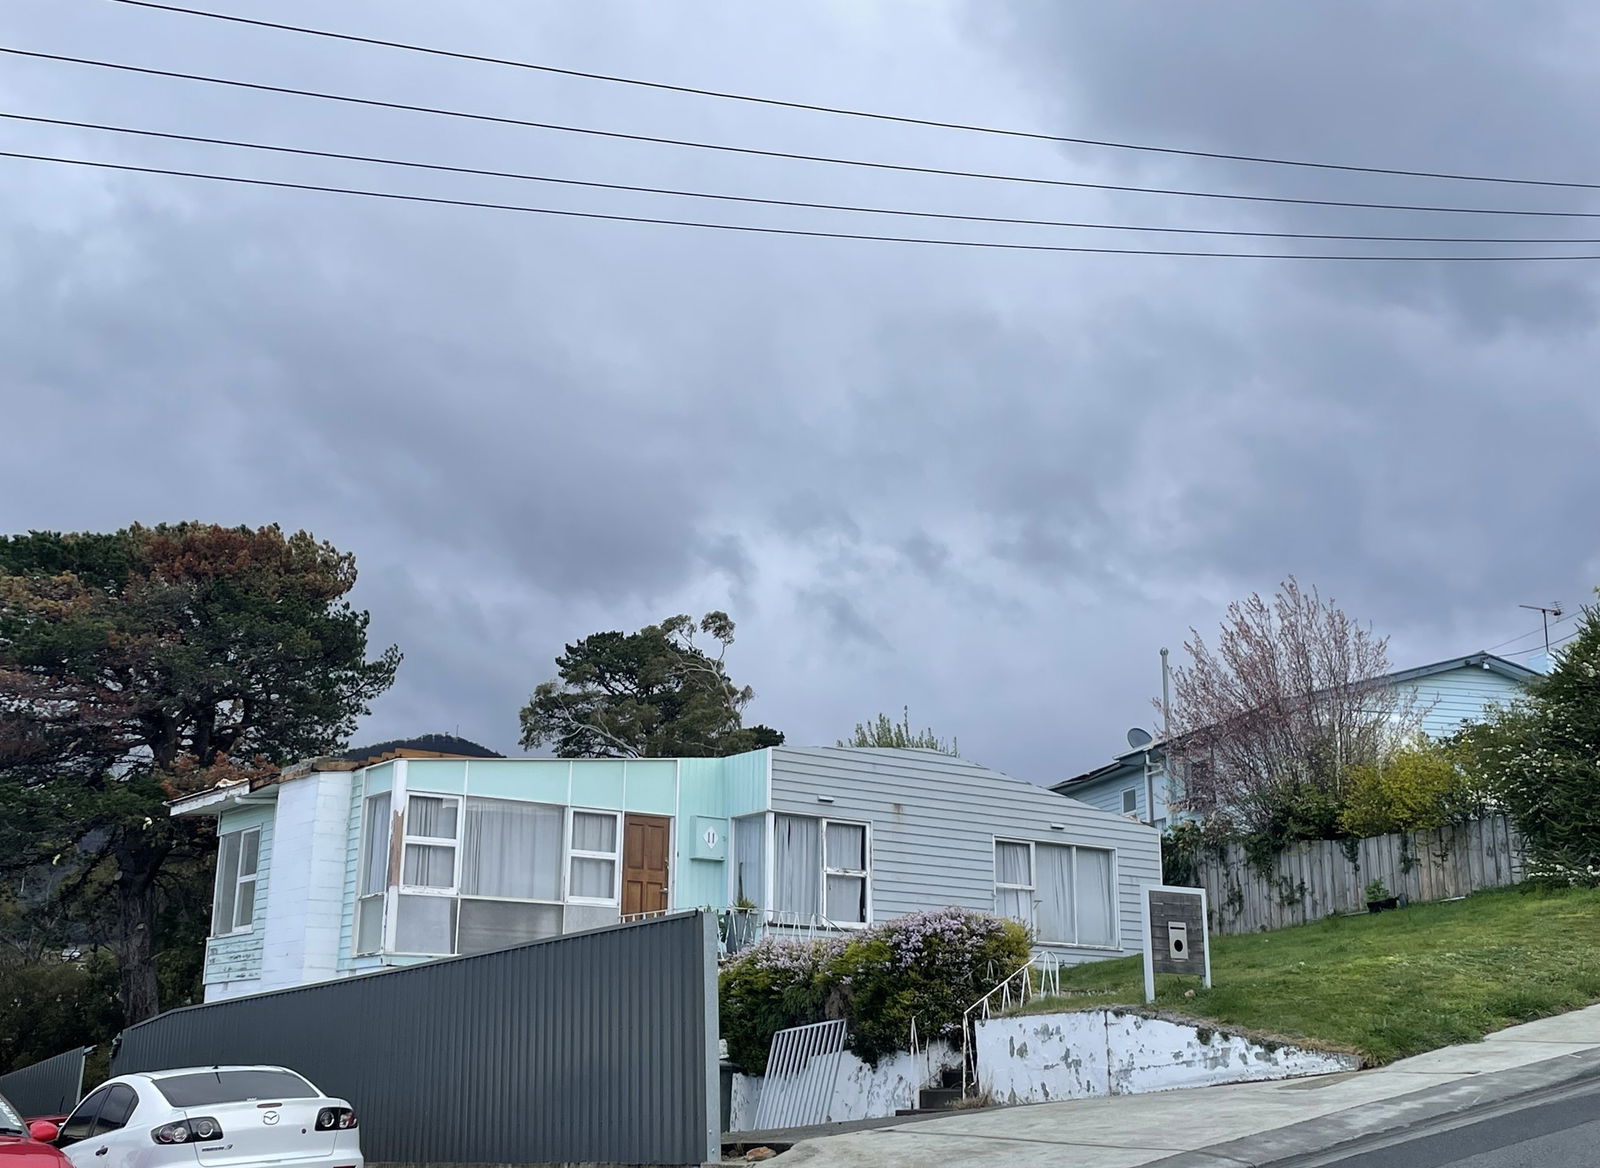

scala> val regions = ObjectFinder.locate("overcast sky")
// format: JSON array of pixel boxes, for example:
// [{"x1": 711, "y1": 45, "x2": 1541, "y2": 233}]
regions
[{"x1": 3, "y1": 1, "x2": 1595, "y2": 783}]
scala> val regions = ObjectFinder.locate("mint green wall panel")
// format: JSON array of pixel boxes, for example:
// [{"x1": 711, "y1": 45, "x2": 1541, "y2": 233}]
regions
[
  {"x1": 362, "y1": 763, "x2": 393, "y2": 796},
  {"x1": 624, "y1": 760, "x2": 677, "y2": 815},
  {"x1": 671, "y1": 757, "x2": 751, "y2": 910},
  {"x1": 723, "y1": 749, "x2": 770, "y2": 817},
  {"x1": 464, "y1": 760, "x2": 570, "y2": 803},
  {"x1": 405, "y1": 759, "x2": 468, "y2": 794},
  {"x1": 570, "y1": 760, "x2": 626, "y2": 810}
]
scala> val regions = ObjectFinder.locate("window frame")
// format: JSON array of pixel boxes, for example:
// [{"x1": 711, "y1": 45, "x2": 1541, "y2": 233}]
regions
[
  {"x1": 92, "y1": 1084, "x2": 139, "y2": 1136},
  {"x1": 58, "y1": 1086, "x2": 111, "y2": 1146},
  {"x1": 211, "y1": 825, "x2": 261, "y2": 937},
  {"x1": 993, "y1": 837, "x2": 1037, "y2": 929},
  {"x1": 821, "y1": 819, "x2": 870, "y2": 927},
  {"x1": 565, "y1": 806, "x2": 623, "y2": 906},
  {"x1": 399, "y1": 793, "x2": 463, "y2": 896},
  {"x1": 771, "y1": 813, "x2": 872, "y2": 929},
  {"x1": 1122, "y1": 787, "x2": 1140, "y2": 815},
  {"x1": 354, "y1": 790, "x2": 392, "y2": 957},
  {"x1": 992, "y1": 837, "x2": 1120, "y2": 951}
]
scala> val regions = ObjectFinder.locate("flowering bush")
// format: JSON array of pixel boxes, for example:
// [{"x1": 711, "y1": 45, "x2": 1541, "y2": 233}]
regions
[{"x1": 718, "y1": 907, "x2": 1030, "y2": 1072}]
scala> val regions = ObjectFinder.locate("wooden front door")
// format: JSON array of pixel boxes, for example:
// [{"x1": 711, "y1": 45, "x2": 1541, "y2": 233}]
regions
[{"x1": 622, "y1": 814, "x2": 671, "y2": 917}]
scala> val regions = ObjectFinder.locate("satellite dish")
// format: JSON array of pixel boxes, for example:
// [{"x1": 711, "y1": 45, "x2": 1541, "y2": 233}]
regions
[{"x1": 1126, "y1": 727, "x2": 1153, "y2": 749}]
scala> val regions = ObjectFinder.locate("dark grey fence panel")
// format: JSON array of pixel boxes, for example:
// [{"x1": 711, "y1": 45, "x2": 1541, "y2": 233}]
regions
[
  {"x1": 0, "y1": 1046, "x2": 90, "y2": 1118},
  {"x1": 112, "y1": 911, "x2": 718, "y2": 1167}
]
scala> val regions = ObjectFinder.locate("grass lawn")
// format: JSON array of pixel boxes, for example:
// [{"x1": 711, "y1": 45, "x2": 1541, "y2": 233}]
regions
[{"x1": 1015, "y1": 885, "x2": 1600, "y2": 1066}]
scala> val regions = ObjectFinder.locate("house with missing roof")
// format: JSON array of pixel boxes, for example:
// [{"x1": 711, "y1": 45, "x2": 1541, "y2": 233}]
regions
[
  {"x1": 1055, "y1": 651, "x2": 1542, "y2": 827},
  {"x1": 172, "y1": 740, "x2": 1161, "y2": 1002}
]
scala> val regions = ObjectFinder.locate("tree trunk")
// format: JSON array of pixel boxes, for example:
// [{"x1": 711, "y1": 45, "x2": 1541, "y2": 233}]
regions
[{"x1": 114, "y1": 858, "x2": 162, "y2": 1024}]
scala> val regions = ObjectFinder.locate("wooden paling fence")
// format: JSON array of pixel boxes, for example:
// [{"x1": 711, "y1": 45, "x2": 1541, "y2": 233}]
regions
[{"x1": 1192, "y1": 815, "x2": 1526, "y2": 936}]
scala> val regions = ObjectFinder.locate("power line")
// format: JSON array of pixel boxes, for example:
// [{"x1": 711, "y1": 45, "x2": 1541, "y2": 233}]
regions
[
  {"x1": 16, "y1": 147, "x2": 1600, "y2": 259},
  {"x1": 10, "y1": 45, "x2": 1600, "y2": 221},
  {"x1": 19, "y1": 110, "x2": 1600, "y2": 245},
  {"x1": 1507, "y1": 628, "x2": 1581, "y2": 657},
  {"x1": 107, "y1": 0, "x2": 1600, "y2": 195},
  {"x1": 1484, "y1": 626, "x2": 1547, "y2": 653}
]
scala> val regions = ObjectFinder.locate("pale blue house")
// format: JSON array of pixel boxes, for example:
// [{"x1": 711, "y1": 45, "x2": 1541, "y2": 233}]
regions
[
  {"x1": 174, "y1": 740, "x2": 1161, "y2": 1001},
  {"x1": 1055, "y1": 652, "x2": 1540, "y2": 827}
]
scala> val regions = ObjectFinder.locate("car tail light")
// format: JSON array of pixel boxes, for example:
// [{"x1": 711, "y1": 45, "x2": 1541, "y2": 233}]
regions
[
  {"x1": 315, "y1": 1108, "x2": 357, "y2": 1131},
  {"x1": 152, "y1": 1118, "x2": 224, "y2": 1145}
]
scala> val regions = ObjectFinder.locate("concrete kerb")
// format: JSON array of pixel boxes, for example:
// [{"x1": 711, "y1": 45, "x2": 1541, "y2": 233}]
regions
[{"x1": 1145, "y1": 1046, "x2": 1600, "y2": 1167}]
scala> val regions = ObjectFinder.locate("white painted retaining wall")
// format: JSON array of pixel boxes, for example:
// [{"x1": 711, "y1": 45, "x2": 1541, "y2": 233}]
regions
[
  {"x1": 976, "y1": 1009, "x2": 1358, "y2": 1105},
  {"x1": 729, "y1": 1041, "x2": 958, "y2": 1132}
]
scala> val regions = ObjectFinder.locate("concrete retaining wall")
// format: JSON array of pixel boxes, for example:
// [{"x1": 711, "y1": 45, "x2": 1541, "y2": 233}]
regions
[{"x1": 976, "y1": 1009, "x2": 1359, "y2": 1105}]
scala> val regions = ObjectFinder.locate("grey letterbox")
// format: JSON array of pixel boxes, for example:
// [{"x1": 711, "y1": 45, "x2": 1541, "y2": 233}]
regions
[{"x1": 1168, "y1": 921, "x2": 1189, "y2": 961}]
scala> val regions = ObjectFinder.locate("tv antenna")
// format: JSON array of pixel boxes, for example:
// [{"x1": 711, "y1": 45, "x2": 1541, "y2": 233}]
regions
[{"x1": 1517, "y1": 602, "x2": 1563, "y2": 655}]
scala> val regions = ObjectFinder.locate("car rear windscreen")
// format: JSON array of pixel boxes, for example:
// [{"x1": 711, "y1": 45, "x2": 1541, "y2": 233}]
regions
[{"x1": 153, "y1": 1070, "x2": 317, "y2": 1107}]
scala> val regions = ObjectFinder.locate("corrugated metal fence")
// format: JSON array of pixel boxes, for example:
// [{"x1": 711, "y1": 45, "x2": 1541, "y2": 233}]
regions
[
  {"x1": 112, "y1": 911, "x2": 718, "y2": 1167},
  {"x1": 0, "y1": 1046, "x2": 90, "y2": 1118},
  {"x1": 1194, "y1": 815, "x2": 1526, "y2": 936}
]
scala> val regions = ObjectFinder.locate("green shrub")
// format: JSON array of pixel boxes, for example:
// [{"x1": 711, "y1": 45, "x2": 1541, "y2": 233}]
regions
[
  {"x1": 718, "y1": 907, "x2": 1030, "y2": 1072},
  {"x1": 1341, "y1": 739, "x2": 1474, "y2": 837},
  {"x1": 717, "y1": 936, "x2": 838, "y2": 1073}
]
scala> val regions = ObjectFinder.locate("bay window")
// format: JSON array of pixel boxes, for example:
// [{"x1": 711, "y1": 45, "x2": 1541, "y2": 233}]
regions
[
  {"x1": 356, "y1": 792, "x2": 635, "y2": 957},
  {"x1": 993, "y1": 839, "x2": 1117, "y2": 948}
]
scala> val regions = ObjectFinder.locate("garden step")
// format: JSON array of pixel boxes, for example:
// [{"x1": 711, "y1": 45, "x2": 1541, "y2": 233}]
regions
[{"x1": 917, "y1": 1087, "x2": 965, "y2": 1111}]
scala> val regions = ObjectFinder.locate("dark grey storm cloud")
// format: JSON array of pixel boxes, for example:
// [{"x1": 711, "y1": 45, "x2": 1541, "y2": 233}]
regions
[{"x1": 2, "y1": 0, "x2": 1595, "y2": 782}]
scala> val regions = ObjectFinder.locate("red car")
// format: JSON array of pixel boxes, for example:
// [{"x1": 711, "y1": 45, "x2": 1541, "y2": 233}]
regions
[{"x1": 0, "y1": 1092, "x2": 69, "y2": 1168}]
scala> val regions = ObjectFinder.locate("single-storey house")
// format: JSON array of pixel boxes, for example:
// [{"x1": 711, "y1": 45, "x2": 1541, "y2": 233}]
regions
[
  {"x1": 1056, "y1": 651, "x2": 1541, "y2": 827},
  {"x1": 172, "y1": 741, "x2": 1161, "y2": 1001}
]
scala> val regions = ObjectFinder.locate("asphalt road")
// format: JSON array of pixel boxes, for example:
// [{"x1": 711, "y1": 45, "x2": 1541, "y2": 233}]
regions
[{"x1": 1317, "y1": 1076, "x2": 1600, "y2": 1167}]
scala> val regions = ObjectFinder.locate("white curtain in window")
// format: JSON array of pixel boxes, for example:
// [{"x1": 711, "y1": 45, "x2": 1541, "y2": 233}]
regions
[
  {"x1": 461, "y1": 799, "x2": 562, "y2": 900},
  {"x1": 825, "y1": 823, "x2": 866, "y2": 871},
  {"x1": 732, "y1": 816, "x2": 765, "y2": 907},
  {"x1": 394, "y1": 894, "x2": 456, "y2": 954},
  {"x1": 993, "y1": 841, "x2": 1032, "y2": 925},
  {"x1": 408, "y1": 795, "x2": 458, "y2": 840},
  {"x1": 403, "y1": 844, "x2": 455, "y2": 888},
  {"x1": 212, "y1": 831, "x2": 242, "y2": 934},
  {"x1": 571, "y1": 811, "x2": 618, "y2": 853},
  {"x1": 1035, "y1": 844, "x2": 1076, "y2": 944},
  {"x1": 361, "y1": 793, "x2": 391, "y2": 896},
  {"x1": 773, "y1": 814, "x2": 821, "y2": 916},
  {"x1": 457, "y1": 900, "x2": 562, "y2": 955},
  {"x1": 825, "y1": 875, "x2": 866, "y2": 923},
  {"x1": 569, "y1": 857, "x2": 614, "y2": 899},
  {"x1": 1076, "y1": 848, "x2": 1116, "y2": 946}
]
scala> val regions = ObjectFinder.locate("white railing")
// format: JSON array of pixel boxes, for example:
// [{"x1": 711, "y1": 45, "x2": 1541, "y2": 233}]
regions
[
  {"x1": 960, "y1": 952, "x2": 1062, "y2": 1096},
  {"x1": 619, "y1": 906, "x2": 848, "y2": 958}
]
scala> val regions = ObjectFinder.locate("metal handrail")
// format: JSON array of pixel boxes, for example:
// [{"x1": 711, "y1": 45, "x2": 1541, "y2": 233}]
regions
[{"x1": 959, "y1": 952, "x2": 1062, "y2": 1096}]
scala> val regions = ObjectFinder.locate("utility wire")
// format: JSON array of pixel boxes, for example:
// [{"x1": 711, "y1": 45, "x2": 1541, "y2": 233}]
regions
[
  {"x1": 1508, "y1": 628, "x2": 1581, "y2": 656},
  {"x1": 108, "y1": 0, "x2": 1600, "y2": 194},
  {"x1": 17, "y1": 110, "x2": 1600, "y2": 245},
  {"x1": 16, "y1": 147, "x2": 1600, "y2": 259},
  {"x1": 9, "y1": 45, "x2": 1600, "y2": 221}
]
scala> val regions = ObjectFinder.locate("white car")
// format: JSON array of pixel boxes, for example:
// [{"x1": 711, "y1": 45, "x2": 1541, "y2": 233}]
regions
[{"x1": 52, "y1": 1066, "x2": 362, "y2": 1168}]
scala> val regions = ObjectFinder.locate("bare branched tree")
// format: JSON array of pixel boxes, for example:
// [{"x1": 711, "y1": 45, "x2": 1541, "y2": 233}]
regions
[{"x1": 1166, "y1": 577, "x2": 1419, "y2": 835}]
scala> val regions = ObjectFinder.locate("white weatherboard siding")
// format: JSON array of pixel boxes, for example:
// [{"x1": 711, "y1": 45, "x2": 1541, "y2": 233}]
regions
[
  {"x1": 1399, "y1": 666, "x2": 1528, "y2": 739},
  {"x1": 258, "y1": 769, "x2": 353, "y2": 992},
  {"x1": 201, "y1": 802, "x2": 274, "y2": 1000},
  {"x1": 768, "y1": 747, "x2": 1161, "y2": 962}
]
